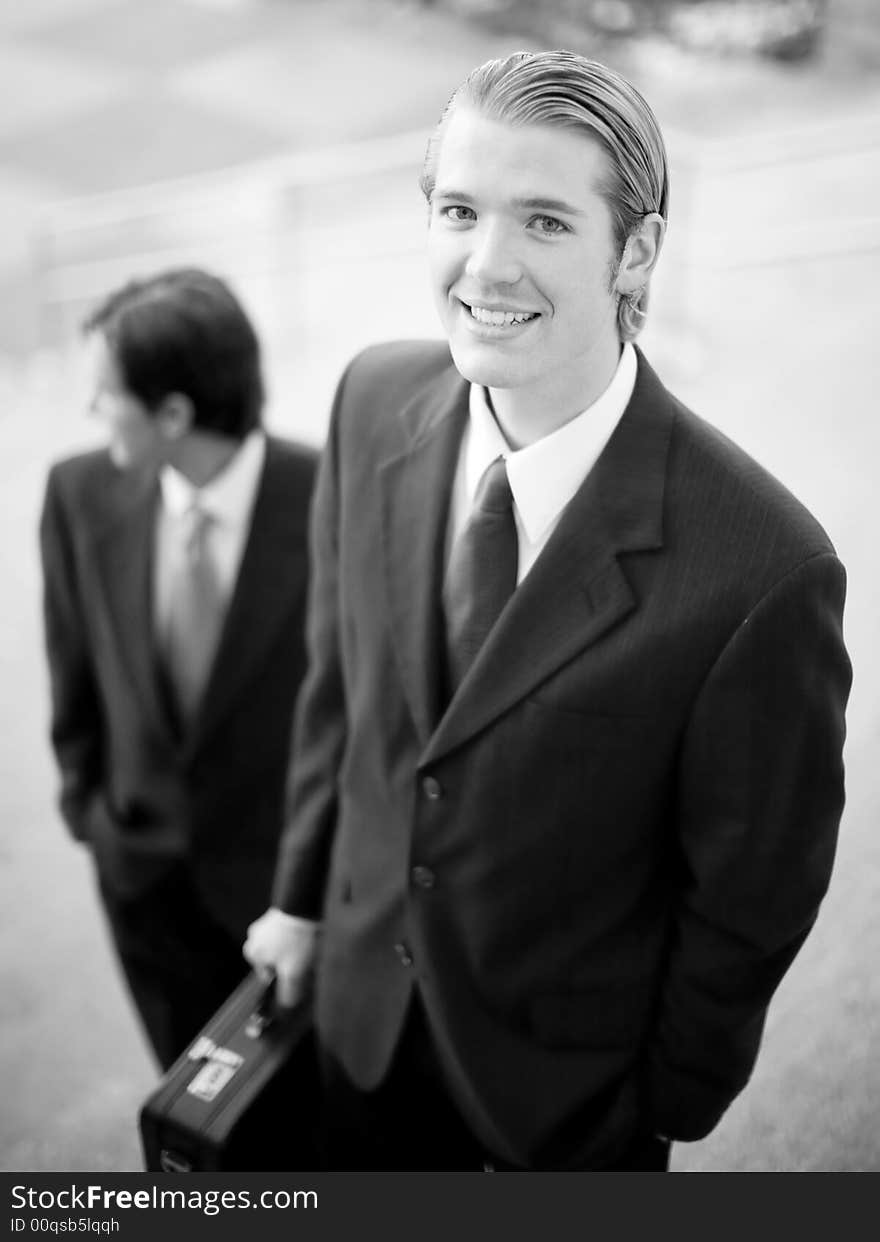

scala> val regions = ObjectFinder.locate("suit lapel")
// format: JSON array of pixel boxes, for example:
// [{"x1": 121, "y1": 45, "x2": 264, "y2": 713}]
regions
[
  {"x1": 92, "y1": 469, "x2": 172, "y2": 739},
  {"x1": 421, "y1": 350, "x2": 674, "y2": 767},
  {"x1": 187, "y1": 438, "x2": 309, "y2": 753},
  {"x1": 380, "y1": 364, "x2": 469, "y2": 747}
]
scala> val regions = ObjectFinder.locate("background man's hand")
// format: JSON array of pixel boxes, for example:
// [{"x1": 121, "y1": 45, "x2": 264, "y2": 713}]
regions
[{"x1": 243, "y1": 907, "x2": 319, "y2": 1007}]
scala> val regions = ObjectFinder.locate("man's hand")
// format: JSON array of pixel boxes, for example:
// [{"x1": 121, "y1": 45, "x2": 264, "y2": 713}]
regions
[{"x1": 243, "y1": 908, "x2": 320, "y2": 1007}]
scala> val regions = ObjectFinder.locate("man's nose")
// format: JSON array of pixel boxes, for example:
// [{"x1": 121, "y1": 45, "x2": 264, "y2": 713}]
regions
[{"x1": 464, "y1": 222, "x2": 521, "y2": 286}]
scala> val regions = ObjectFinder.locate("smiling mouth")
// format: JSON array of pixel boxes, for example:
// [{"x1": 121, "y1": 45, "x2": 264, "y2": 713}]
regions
[{"x1": 461, "y1": 301, "x2": 539, "y2": 327}]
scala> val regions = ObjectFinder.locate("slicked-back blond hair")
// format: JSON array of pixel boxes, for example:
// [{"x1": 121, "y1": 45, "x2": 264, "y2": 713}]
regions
[{"x1": 421, "y1": 50, "x2": 669, "y2": 341}]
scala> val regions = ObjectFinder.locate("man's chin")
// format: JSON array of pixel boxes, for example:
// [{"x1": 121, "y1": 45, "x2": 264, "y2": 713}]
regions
[{"x1": 448, "y1": 338, "x2": 522, "y2": 390}]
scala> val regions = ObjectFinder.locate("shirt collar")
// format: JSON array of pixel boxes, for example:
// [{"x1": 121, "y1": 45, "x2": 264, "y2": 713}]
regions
[
  {"x1": 159, "y1": 430, "x2": 266, "y2": 526},
  {"x1": 466, "y1": 343, "x2": 637, "y2": 545}
]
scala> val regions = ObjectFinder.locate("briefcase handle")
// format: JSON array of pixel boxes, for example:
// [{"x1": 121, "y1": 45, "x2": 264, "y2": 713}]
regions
[{"x1": 244, "y1": 972, "x2": 281, "y2": 1040}]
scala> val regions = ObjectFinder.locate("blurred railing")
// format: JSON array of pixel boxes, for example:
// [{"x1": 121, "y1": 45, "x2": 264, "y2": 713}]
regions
[{"x1": 30, "y1": 130, "x2": 437, "y2": 442}]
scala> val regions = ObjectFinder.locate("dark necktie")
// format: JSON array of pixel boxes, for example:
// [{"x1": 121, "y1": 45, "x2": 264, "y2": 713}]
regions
[
  {"x1": 444, "y1": 456, "x2": 518, "y2": 693},
  {"x1": 163, "y1": 504, "x2": 225, "y2": 725}
]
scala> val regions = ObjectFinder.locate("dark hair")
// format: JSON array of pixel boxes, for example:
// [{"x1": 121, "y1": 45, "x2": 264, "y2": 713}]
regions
[
  {"x1": 421, "y1": 51, "x2": 669, "y2": 340},
  {"x1": 84, "y1": 268, "x2": 264, "y2": 439}
]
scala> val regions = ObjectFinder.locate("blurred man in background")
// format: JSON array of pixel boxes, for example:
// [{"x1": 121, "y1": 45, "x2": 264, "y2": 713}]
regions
[
  {"x1": 246, "y1": 52, "x2": 851, "y2": 1169},
  {"x1": 41, "y1": 268, "x2": 316, "y2": 1070}
]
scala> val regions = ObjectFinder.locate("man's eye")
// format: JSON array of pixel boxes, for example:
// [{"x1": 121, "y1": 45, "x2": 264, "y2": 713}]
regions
[
  {"x1": 441, "y1": 205, "x2": 476, "y2": 223},
  {"x1": 530, "y1": 215, "x2": 567, "y2": 235}
]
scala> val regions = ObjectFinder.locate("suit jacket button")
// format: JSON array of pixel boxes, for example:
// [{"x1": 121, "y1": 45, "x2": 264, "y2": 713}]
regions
[
  {"x1": 394, "y1": 942, "x2": 414, "y2": 967},
  {"x1": 411, "y1": 865, "x2": 435, "y2": 890},
  {"x1": 422, "y1": 776, "x2": 443, "y2": 800}
]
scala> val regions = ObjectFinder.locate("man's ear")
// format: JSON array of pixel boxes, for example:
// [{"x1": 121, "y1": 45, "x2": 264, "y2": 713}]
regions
[
  {"x1": 155, "y1": 393, "x2": 195, "y2": 441},
  {"x1": 614, "y1": 213, "x2": 666, "y2": 296}
]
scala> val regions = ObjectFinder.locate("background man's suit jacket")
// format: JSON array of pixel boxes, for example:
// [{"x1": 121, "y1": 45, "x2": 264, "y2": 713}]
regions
[
  {"x1": 41, "y1": 435, "x2": 316, "y2": 942},
  {"x1": 272, "y1": 341, "x2": 851, "y2": 1169}
]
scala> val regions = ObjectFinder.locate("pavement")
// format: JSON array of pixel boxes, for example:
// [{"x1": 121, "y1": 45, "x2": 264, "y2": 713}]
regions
[{"x1": 0, "y1": 0, "x2": 878, "y2": 1173}]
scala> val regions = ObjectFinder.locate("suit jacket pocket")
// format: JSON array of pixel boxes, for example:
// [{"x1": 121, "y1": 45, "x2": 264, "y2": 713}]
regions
[
  {"x1": 530, "y1": 986, "x2": 648, "y2": 1051},
  {"x1": 525, "y1": 692, "x2": 652, "y2": 735}
]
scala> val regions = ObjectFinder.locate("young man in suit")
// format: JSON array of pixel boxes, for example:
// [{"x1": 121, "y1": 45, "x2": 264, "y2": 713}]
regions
[
  {"x1": 41, "y1": 268, "x2": 316, "y2": 1070},
  {"x1": 245, "y1": 53, "x2": 851, "y2": 1169}
]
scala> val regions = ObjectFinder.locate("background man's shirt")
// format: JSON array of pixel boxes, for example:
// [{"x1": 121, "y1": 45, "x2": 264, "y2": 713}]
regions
[{"x1": 154, "y1": 430, "x2": 266, "y2": 641}]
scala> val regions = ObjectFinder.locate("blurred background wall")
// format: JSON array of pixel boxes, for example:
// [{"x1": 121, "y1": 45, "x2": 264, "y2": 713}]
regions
[{"x1": 1, "y1": 0, "x2": 878, "y2": 1171}]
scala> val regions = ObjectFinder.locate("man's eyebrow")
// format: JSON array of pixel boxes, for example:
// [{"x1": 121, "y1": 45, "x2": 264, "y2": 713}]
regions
[
  {"x1": 432, "y1": 188, "x2": 475, "y2": 202},
  {"x1": 431, "y1": 188, "x2": 585, "y2": 217},
  {"x1": 511, "y1": 196, "x2": 585, "y2": 217}
]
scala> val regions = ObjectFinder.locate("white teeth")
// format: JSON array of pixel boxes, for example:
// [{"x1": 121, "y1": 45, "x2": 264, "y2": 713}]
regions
[{"x1": 468, "y1": 305, "x2": 537, "y2": 326}]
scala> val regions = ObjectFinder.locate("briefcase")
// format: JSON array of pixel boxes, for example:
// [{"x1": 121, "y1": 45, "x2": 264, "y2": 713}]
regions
[{"x1": 139, "y1": 971, "x2": 321, "y2": 1172}]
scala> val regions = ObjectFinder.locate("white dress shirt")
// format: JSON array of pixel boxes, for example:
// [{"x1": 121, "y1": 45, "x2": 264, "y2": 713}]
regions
[
  {"x1": 154, "y1": 430, "x2": 266, "y2": 643},
  {"x1": 446, "y1": 343, "x2": 637, "y2": 584}
]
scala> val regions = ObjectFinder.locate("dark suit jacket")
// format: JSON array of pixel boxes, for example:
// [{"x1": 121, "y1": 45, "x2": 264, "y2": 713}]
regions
[
  {"x1": 41, "y1": 435, "x2": 316, "y2": 941},
  {"x1": 271, "y1": 341, "x2": 851, "y2": 1168}
]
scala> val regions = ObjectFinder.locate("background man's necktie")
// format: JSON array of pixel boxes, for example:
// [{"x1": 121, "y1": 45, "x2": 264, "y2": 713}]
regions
[
  {"x1": 444, "y1": 455, "x2": 518, "y2": 693},
  {"x1": 163, "y1": 504, "x2": 225, "y2": 725}
]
